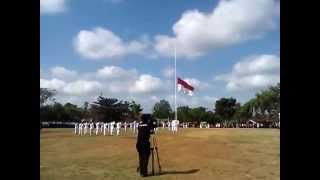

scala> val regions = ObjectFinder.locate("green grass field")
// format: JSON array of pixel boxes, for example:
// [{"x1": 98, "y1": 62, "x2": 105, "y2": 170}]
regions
[{"x1": 40, "y1": 128, "x2": 279, "y2": 180}]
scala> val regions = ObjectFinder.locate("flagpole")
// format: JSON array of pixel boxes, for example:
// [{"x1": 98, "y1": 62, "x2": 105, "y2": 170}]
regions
[{"x1": 174, "y1": 44, "x2": 177, "y2": 121}]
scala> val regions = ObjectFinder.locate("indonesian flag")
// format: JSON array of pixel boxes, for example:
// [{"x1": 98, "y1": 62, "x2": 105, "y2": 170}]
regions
[{"x1": 177, "y1": 78, "x2": 194, "y2": 96}]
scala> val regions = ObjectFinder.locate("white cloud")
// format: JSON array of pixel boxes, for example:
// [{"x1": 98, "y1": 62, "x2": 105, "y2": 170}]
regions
[
  {"x1": 40, "y1": 66, "x2": 237, "y2": 113},
  {"x1": 154, "y1": 0, "x2": 279, "y2": 58},
  {"x1": 40, "y1": 66, "x2": 170, "y2": 111},
  {"x1": 96, "y1": 66, "x2": 138, "y2": 80},
  {"x1": 233, "y1": 54, "x2": 280, "y2": 76},
  {"x1": 62, "y1": 80, "x2": 102, "y2": 95},
  {"x1": 162, "y1": 66, "x2": 174, "y2": 78},
  {"x1": 50, "y1": 66, "x2": 78, "y2": 80},
  {"x1": 40, "y1": 78, "x2": 66, "y2": 90},
  {"x1": 41, "y1": 78, "x2": 102, "y2": 96},
  {"x1": 40, "y1": 0, "x2": 66, "y2": 15},
  {"x1": 130, "y1": 74, "x2": 164, "y2": 94},
  {"x1": 74, "y1": 27, "x2": 149, "y2": 60},
  {"x1": 215, "y1": 54, "x2": 280, "y2": 91}
]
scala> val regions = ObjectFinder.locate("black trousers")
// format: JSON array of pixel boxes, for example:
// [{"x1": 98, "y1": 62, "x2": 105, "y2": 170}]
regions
[{"x1": 137, "y1": 145, "x2": 150, "y2": 176}]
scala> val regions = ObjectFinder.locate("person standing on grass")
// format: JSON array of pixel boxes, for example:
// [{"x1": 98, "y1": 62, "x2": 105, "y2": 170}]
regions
[
  {"x1": 133, "y1": 121, "x2": 137, "y2": 134},
  {"x1": 103, "y1": 122, "x2": 108, "y2": 136},
  {"x1": 171, "y1": 120, "x2": 175, "y2": 132},
  {"x1": 74, "y1": 122, "x2": 78, "y2": 135},
  {"x1": 116, "y1": 122, "x2": 121, "y2": 136},
  {"x1": 110, "y1": 121, "x2": 115, "y2": 135},
  {"x1": 100, "y1": 121, "x2": 104, "y2": 133},
  {"x1": 83, "y1": 122, "x2": 88, "y2": 135},
  {"x1": 107, "y1": 122, "x2": 110, "y2": 133},
  {"x1": 136, "y1": 114, "x2": 152, "y2": 177},
  {"x1": 95, "y1": 122, "x2": 100, "y2": 135},
  {"x1": 79, "y1": 123, "x2": 83, "y2": 136},
  {"x1": 89, "y1": 121, "x2": 94, "y2": 136},
  {"x1": 124, "y1": 122, "x2": 127, "y2": 132}
]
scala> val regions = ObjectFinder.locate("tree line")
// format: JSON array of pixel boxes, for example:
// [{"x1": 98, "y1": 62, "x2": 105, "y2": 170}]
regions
[
  {"x1": 40, "y1": 91, "x2": 142, "y2": 123},
  {"x1": 40, "y1": 83, "x2": 279, "y2": 126},
  {"x1": 151, "y1": 83, "x2": 280, "y2": 126}
]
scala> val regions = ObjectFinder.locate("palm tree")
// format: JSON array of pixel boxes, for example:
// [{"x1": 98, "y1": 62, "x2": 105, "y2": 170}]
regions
[{"x1": 129, "y1": 101, "x2": 143, "y2": 120}]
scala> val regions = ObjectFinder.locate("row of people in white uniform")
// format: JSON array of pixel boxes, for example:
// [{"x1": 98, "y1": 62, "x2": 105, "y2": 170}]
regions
[
  {"x1": 161, "y1": 120, "x2": 180, "y2": 133},
  {"x1": 74, "y1": 121, "x2": 140, "y2": 136}
]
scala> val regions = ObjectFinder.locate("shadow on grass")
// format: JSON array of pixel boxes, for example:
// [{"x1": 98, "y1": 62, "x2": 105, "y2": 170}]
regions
[{"x1": 154, "y1": 169, "x2": 200, "y2": 176}]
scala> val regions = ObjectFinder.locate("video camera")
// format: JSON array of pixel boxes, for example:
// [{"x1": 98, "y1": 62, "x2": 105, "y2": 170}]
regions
[{"x1": 141, "y1": 114, "x2": 158, "y2": 134}]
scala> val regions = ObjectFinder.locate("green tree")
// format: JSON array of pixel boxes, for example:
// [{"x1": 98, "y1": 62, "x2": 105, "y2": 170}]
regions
[
  {"x1": 129, "y1": 100, "x2": 143, "y2": 120},
  {"x1": 91, "y1": 96, "x2": 130, "y2": 122},
  {"x1": 52, "y1": 102, "x2": 66, "y2": 122},
  {"x1": 40, "y1": 88, "x2": 56, "y2": 106},
  {"x1": 253, "y1": 83, "x2": 280, "y2": 116},
  {"x1": 152, "y1": 99, "x2": 172, "y2": 119},
  {"x1": 189, "y1": 107, "x2": 207, "y2": 123},
  {"x1": 64, "y1": 103, "x2": 83, "y2": 122},
  {"x1": 177, "y1": 106, "x2": 191, "y2": 122},
  {"x1": 214, "y1": 97, "x2": 238, "y2": 122}
]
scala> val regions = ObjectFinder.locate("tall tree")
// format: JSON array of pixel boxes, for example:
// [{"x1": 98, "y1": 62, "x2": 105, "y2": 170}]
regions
[
  {"x1": 129, "y1": 100, "x2": 143, "y2": 120},
  {"x1": 91, "y1": 96, "x2": 130, "y2": 122},
  {"x1": 177, "y1": 106, "x2": 191, "y2": 122},
  {"x1": 64, "y1": 103, "x2": 82, "y2": 122},
  {"x1": 189, "y1": 107, "x2": 207, "y2": 123},
  {"x1": 214, "y1": 97, "x2": 238, "y2": 121},
  {"x1": 152, "y1": 99, "x2": 172, "y2": 119},
  {"x1": 40, "y1": 88, "x2": 55, "y2": 106}
]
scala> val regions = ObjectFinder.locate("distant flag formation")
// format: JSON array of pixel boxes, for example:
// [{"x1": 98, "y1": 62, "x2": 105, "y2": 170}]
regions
[{"x1": 177, "y1": 78, "x2": 195, "y2": 96}]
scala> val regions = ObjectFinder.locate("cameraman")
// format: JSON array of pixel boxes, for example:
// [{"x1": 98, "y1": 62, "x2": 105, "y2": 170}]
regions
[{"x1": 136, "y1": 114, "x2": 154, "y2": 177}]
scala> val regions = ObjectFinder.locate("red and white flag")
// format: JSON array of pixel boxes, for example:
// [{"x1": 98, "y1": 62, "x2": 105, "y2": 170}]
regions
[{"x1": 177, "y1": 78, "x2": 194, "y2": 96}]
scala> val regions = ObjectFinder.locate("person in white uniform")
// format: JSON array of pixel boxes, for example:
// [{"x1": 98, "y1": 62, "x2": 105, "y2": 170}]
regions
[
  {"x1": 89, "y1": 122, "x2": 94, "y2": 136},
  {"x1": 110, "y1": 121, "x2": 115, "y2": 135},
  {"x1": 124, "y1": 122, "x2": 127, "y2": 132},
  {"x1": 95, "y1": 122, "x2": 100, "y2": 135},
  {"x1": 79, "y1": 123, "x2": 83, "y2": 136},
  {"x1": 173, "y1": 120, "x2": 179, "y2": 133},
  {"x1": 84, "y1": 122, "x2": 88, "y2": 135},
  {"x1": 103, "y1": 122, "x2": 107, "y2": 136},
  {"x1": 107, "y1": 122, "x2": 111, "y2": 133},
  {"x1": 100, "y1": 121, "x2": 104, "y2": 133},
  {"x1": 171, "y1": 121, "x2": 175, "y2": 132},
  {"x1": 116, "y1": 122, "x2": 121, "y2": 136},
  {"x1": 133, "y1": 121, "x2": 137, "y2": 134},
  {"x1": 74, "y1": 122, "x2": 78, "y2": 135}
]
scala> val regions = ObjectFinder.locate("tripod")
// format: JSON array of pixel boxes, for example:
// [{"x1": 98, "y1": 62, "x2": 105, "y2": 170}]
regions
[{"x1": 150, "y1": 134, "x2": 162, "y2": 176}]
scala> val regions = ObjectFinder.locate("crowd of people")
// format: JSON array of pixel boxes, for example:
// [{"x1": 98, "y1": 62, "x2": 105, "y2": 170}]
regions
[
  {"x1": 74, "y1": 120, "x2": 140, "y2": 136},
  {"x1": 74, "y1": 119, "x2": 185, "y2": 136},
  {"x1": 74, "y1": 118, "x2": 280, "y2": 136}
]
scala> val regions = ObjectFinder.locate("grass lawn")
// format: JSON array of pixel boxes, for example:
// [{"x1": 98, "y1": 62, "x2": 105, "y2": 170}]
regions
[{"x1": 40, "y1": 128, "x2": 280, "y2": 180}]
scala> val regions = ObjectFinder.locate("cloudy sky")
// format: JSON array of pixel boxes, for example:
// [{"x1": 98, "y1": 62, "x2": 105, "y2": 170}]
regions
[{"x1": 40, "y1": 0, "x2": 280, "y2": 113}]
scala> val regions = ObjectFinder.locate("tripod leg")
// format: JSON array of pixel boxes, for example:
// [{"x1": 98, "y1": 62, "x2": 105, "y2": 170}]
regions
[
  {"x1": 153, "y1": 136, "x2": 162, "y2": 174},
  {"x1": 151, "y1": 148, "x2": 154, "y2": 176},
  {"x1": 155, "y1": 147, "x2": 162, "y2": 173}
]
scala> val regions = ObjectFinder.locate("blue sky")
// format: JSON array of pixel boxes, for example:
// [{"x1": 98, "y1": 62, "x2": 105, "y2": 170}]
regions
[{"x1": 40, "y1": 0, "x2": 280, "y2": 113}]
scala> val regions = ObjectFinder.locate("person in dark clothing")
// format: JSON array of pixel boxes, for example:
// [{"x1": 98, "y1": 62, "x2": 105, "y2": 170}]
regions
[{"x1": 136, "y1": 114, "x2": 152, "y2": 177}]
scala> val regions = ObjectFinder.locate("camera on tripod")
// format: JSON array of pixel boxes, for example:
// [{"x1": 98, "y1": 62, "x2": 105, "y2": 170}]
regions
[
  {"x1": 141, "y1": 114, "x2": 158, "y2": 134},
  {"x1": 139, "y1": 114, "x2": 162, "y2": 176}
]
